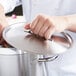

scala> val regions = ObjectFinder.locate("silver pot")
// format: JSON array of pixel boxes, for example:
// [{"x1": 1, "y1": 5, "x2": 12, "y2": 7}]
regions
[
  {"x1": 1, "y1": 22, "x2": 73, "y2": 76},
  {"x1": 0, "y1": 48, "x2": 27, "y2": 76},
  {"x1": 0, "y1": 48, "x2": 55, "y2": 76}
]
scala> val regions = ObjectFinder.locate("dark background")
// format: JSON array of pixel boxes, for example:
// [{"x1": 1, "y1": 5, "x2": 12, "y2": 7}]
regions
[{"x1": 6, "y1": 5, "x2": 23, "y2": 16}]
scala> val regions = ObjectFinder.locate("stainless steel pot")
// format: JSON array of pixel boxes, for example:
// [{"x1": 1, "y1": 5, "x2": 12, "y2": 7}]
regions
[
  {"x1": 0, "y1": 48, "x2": 56, "y2": 76},
  {"x1": 1, "y1": 22, "x2": 73, "y2": 76},
  {"x1": 0, "y1": 48, "x2": 28, "y2": 76}
]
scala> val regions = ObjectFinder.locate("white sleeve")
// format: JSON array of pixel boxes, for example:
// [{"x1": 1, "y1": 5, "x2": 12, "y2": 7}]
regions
[{"x1": 0, "y1": 0, "x2": 22, "y2": 14}]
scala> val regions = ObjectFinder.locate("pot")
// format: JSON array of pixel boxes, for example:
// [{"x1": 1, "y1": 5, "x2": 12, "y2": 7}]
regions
[
  {"x1": 0, "y1": 48, "x2": 26, "y2": 76},
  {"x1": 0, "y1": 48, "x2": 58, "y2": 76},
  {"x1": 1, "y1": 22, "x2": 73, "y2": 76}
]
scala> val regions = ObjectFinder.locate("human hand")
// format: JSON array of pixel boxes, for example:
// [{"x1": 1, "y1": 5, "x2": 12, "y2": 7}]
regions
[{"x1": 25, "y1": 14, "x2": 68, "y2": 39}]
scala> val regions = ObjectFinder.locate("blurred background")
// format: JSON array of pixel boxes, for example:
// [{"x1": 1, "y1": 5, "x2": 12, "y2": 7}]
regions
[{"x1": 6, "y1": 5, "x2": 22, "y2": 16}]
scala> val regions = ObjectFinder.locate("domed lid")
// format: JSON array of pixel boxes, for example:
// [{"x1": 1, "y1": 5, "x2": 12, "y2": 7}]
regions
[{"x1": 3, "y1": 22, "x2": 73, "y2": 55}]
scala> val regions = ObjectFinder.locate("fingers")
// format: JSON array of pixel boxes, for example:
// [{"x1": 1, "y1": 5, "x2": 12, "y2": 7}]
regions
[
  {"x1": 31, "y1": 15, "x2": 39, "y2": 30},
  {"x1": 44, "y1": 26, "x2": 55, "y2": 39},
  {"x1": 32, "y1": 15, "x2": 46, "y2": 35},
  {"x1": 38, "y1": 19, "x2": 55, "y2": 39},
  {"x1": 24, "y1": 23, "x2": 30, "y2": 29},
  {"x1": 38, "y1": 19, "x2": 51, "y2": 37},
  {"x1": 24, "y1": 14, "x2": 56, "y2": 40},
  {"x1": 24, "y1": 15, "x2": 41, "y2": 30}
]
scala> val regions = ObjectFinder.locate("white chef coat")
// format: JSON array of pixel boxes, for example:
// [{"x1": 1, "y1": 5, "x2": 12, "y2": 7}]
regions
[
  {"x1": 0, "y1": 0, "x2": 21, "y2": 13},
  {"x1": 0, "y1": 0, "x2": 76, "y2": 76},
  {"x1": 22, "y1": 0, "x2": 76, "y2": 21}
]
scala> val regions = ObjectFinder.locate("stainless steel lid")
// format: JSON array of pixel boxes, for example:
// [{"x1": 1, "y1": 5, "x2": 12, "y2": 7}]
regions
[{"x1": 3, "y1": 22, "x2": 73, "y2": 55}]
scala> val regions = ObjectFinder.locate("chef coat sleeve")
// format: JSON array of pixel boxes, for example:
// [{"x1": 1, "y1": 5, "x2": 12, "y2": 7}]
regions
[{"x1": 0, "y1": 0, "x2": 22, "y2": 14}]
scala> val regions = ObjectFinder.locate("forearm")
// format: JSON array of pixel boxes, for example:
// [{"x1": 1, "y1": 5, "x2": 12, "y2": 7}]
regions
[
  {"x1": 0, "y1": 4, "x2": 8, "y2": 41},
  {"x1": 66, "y1": 14, "x2": 76, "y2": 32},
  {"x1": 0, "y1": 4, "x2": 8, "y2": 27}
]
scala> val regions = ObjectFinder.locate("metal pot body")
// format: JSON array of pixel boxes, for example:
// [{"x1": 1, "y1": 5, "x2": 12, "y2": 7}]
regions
[
  {"x1": 0, "y1": 48, "x2": 51, "y2": 76},
  {"x1": 0, "y1": 48, "x2": 28, "y2": 76}
]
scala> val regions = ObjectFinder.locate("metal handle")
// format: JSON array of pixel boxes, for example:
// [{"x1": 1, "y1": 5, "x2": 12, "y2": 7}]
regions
[
  {"x1": 24, "y1": 30, "x2": 73, "y2": 48},
  {"x1": 38, "y1": 32, "x2": 73, "y2": 62},
  {"x1": 38, "y1": 55, "x2": 58, "y2": 62},
  {"x1": 61, "y1": 32, "x2": 73, "y2": 47},
  {"x1": 24, "y1": 31, "x2": 73, "y2": 62}
]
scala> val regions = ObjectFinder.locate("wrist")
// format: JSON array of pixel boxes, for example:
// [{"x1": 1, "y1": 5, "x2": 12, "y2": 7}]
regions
[
  {"x1": 65, "y1": 15, "x2": 76, "y2": 32},
  {"x1": 63, "y1": 16, "x2": 72, "y2": 31}
]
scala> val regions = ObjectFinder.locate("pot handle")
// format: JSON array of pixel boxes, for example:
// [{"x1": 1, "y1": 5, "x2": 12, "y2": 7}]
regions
[
  {"x1": 61, "y1": 32, "x2": 73, "y2": 47},
  {"x1": 38, "y1": 32, "x2": 73, "y2": 62}
]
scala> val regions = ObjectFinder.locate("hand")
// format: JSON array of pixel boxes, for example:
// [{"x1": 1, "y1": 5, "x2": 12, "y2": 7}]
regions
[{"x1": 25, "y1": 14, "x2": 68, "y2": 39}]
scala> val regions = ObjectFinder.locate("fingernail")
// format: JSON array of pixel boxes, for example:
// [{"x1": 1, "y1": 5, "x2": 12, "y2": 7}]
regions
[{"x1": 24, "y1": 24, "x2": 30, "y2": 29}]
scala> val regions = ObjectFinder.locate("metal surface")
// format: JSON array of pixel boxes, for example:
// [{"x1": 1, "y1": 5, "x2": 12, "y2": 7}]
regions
[
  {"x1": 0, "y1": 48, "x2": 25, "y2": 76},
  {"x1": 3, "y1": 22, "x2": 73, "y2": 56},
  {"x1": 0, "y1": 22, "x2": 73, "y2": 76}
]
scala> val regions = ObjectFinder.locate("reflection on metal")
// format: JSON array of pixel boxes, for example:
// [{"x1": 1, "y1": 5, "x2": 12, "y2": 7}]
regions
[
  {"x1": 3, "y1": 22, "x2": 73, "y2": 62},
  {"x1": 38, "y1": 55, "x2": 58, "y2": 62}
]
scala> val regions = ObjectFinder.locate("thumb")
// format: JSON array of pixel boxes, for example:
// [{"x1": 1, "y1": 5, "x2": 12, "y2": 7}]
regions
[{"x1": 24, "y1": 23, "x2": 30, "y2": 29}]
